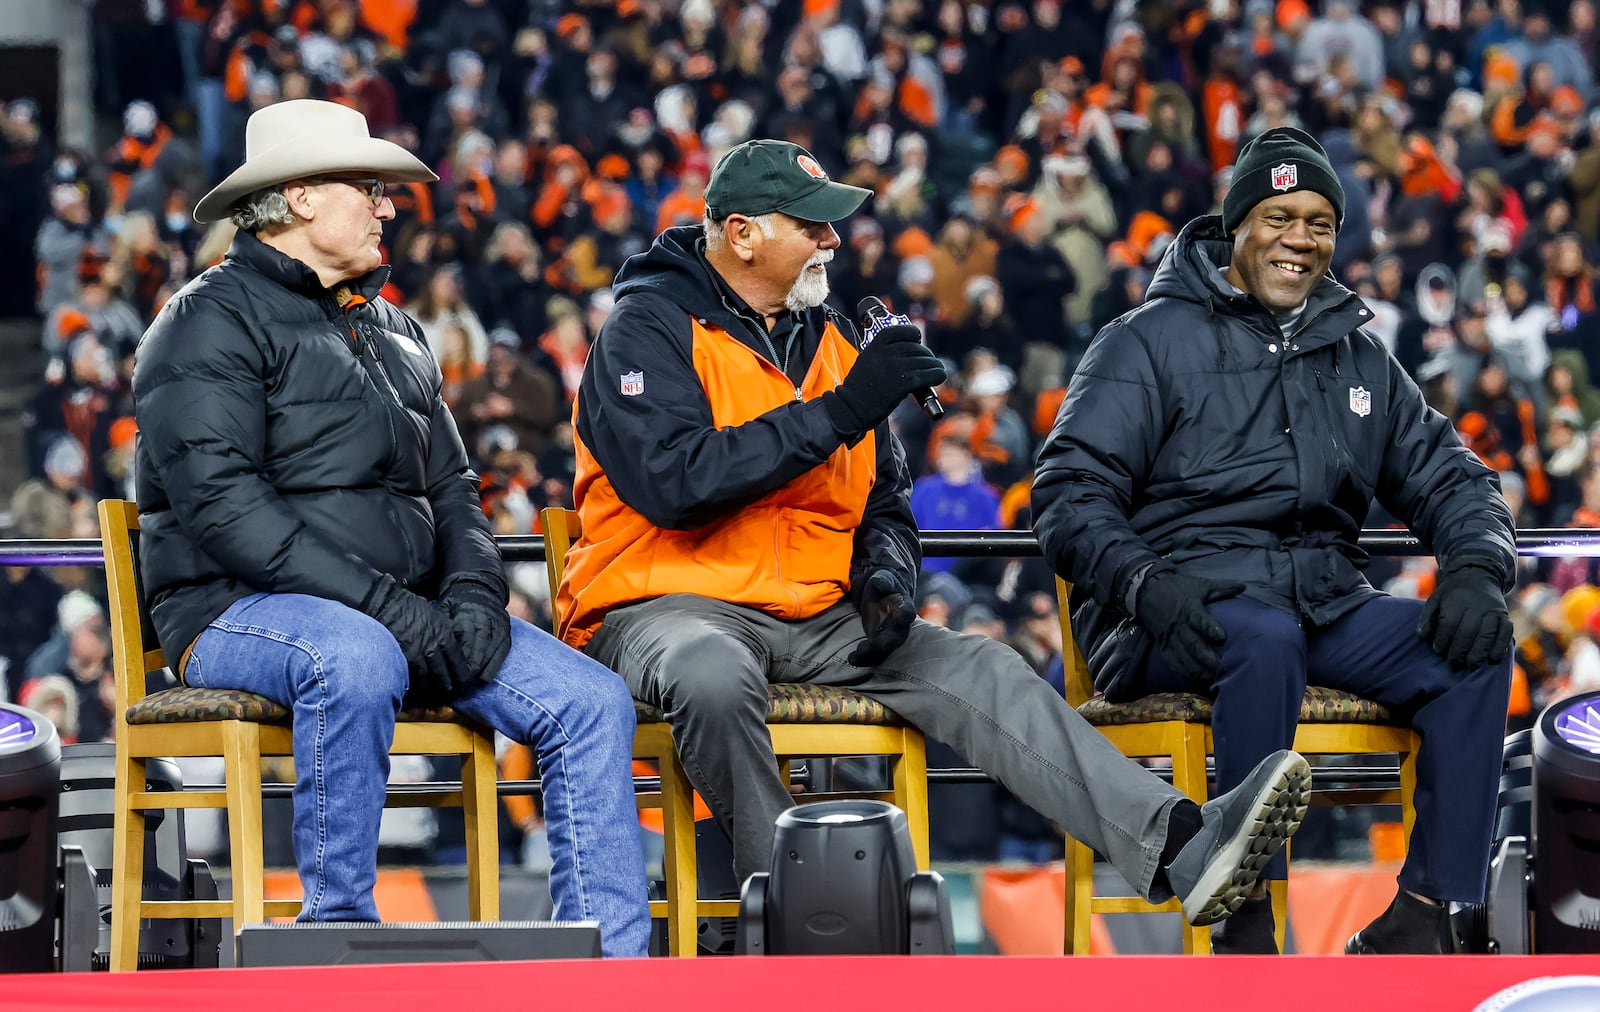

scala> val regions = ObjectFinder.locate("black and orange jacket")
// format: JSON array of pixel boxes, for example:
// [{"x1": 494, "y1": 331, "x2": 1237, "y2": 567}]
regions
[{"x1": 556, "y1": 225, "x2": 919, "y2": 648}]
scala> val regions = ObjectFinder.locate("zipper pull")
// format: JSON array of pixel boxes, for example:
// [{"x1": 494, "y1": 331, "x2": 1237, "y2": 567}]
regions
[
  {"x1": 1314, "y1": 368, "x2": 1326, "y2": 391},
  {"x1": 349, "y1": 326, "x2": 363, "y2": 357},
  {"x1": 793, "y1": 386, "x2": 803, "y2": 401}
]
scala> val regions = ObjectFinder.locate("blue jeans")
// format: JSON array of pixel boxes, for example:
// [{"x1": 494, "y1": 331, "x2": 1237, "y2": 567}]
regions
[{"x1": 186, "y1": 592, "x2": 650, "y2": 956}]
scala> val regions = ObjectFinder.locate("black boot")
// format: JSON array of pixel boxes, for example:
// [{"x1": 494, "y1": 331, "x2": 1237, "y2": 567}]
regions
[
  {"x1": 1345, "y1": 891, "x2": 1452, "y2": 954},
  {"x1": 1211, "y1": 894, "x2": 1278, "y2": 954}
]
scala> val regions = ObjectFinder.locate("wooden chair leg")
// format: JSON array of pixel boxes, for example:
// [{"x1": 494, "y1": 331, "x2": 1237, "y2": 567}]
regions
[
  {"x1": 1063, "y1": 836, "x2": 1095, "y2": 955},
  {"x1": 1399, "y1": 739, "x2": 1419, "y2": 847},
  {"x1": 893, "y1": 730, "x2": 930, "y2": 871},
  {"x1": 461, "y1": 731, "x2": 500, "y2": 921},
  {"x1": 223, "y1": 722, "x2": 269, "y2": 933},
  {"x1": 659, "y1": 752, "x2": 699, "y2": 957},
  {"x1": 1271, "y1": 865, "x2": 1289, "y2": 953},
  {"x1": 1173, "y1": 726, "x2": 1211, "y2": 956},
  {"x1": 110, "y1": 751, "x2": 148, "y2": 972}
]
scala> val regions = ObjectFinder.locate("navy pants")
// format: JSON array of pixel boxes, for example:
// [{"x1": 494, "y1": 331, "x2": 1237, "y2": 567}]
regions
[{"x1": 1140, "y1": 594, "x2": 1510, "y2": 902}]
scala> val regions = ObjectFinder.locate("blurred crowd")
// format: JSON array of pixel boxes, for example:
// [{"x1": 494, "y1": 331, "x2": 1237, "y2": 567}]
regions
[{"x1": 3, "y1": 0, "x2": 1600, "y2": 867}]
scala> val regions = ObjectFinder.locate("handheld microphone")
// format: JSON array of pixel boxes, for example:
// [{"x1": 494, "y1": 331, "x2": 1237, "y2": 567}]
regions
[{"x1": 855, "y1": 297, "x2": 945, "y2": 419}]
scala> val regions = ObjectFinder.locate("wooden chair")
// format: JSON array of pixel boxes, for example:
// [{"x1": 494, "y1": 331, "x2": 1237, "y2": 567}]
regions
[
  {"x1": 99, "y1": 498, "x2": 500, "y2": 970},
  {"x1": 1055, "y1": 578, "x2": 1419, "y2": 955},
  {"x1": 541, "y1": 507, "x2": 929, "y2": 956}
]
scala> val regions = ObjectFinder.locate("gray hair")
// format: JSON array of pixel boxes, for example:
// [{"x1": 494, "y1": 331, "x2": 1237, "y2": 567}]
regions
[
  {"x1": 230, "y1": 186, "x2": 297, "y2": 233},
  {"x1": 702, "y1": 211, "x2": 776, "y2": 249}
]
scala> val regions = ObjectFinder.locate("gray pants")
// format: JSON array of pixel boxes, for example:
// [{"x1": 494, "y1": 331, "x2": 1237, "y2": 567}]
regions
[{"x1": 585, "y1": 594, "x2": 1185, "y2": 893}]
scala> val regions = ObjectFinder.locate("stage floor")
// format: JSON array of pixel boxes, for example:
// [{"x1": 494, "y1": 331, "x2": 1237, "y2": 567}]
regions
[{"x1": 8, "y1": 954, "x2": 1600, "y2": 1011}]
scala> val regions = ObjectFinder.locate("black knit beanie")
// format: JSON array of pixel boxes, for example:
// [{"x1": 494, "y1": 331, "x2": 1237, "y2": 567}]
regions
[{"x1": 1221, "y1": 126, "x2": 1346, "y2": 234}]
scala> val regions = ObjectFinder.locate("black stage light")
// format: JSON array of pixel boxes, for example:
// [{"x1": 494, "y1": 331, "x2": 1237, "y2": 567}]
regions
[
  {"x1": 1532, "y1": 690, "x2": 1600, "y2": 953},
  {"x1": 735, "y1": 800, "x2": 953, "y2": 955},
  {"x1": 0, "y1": 704, "x2": 62, "y2": 973}
]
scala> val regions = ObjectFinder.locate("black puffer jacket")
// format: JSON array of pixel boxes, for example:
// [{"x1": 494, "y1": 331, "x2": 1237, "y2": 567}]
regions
[
  {"x1": 1032, "y1": 214, "x2": 1515, "y2": 700},
  {"x1": 132, "y1": 231, "x2": 502, "y2": 661}
]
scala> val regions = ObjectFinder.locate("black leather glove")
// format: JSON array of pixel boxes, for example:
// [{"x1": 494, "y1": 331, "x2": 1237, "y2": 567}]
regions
[
  {"x1": 441, "y1": 580, "x2": 512, "y2": 687},
  {"x1": 366, "y1": 575, "x2": 470, "y2": 697},
  {"x1": 847, "y1": 570, "x2": 916, "y2": 667},
  {"x1": 1418, "y1": 563, "x2": 1511, "y2": 667},
  {"x1": 1128, "y1": 562, "x2": 1246, "y2": 681},
  {"x1": 824, "y1": 322, "x2": 947, "y2": 438}
]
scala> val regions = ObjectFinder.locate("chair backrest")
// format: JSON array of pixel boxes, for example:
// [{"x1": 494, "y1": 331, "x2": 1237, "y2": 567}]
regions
[
  {"x1": 541, "y1": 507, "x2": 580, "y2": 626},
  {"x1": 1054, "y1": 577, "x2": 1095, "y2": 709},
  {"x1": 98, "y1": 498, "x2": 166, "y2": 721}
]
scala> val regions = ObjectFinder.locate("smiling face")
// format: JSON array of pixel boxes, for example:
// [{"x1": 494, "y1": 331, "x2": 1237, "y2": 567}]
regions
[{"x1": 1225, "y1": 189, "x2": 1337, "y2": 312}]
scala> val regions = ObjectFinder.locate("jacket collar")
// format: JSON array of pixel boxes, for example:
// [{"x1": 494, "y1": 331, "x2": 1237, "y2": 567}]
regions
[{"x1": 226, "y1": 229, "x2": 391, "y2": 302}]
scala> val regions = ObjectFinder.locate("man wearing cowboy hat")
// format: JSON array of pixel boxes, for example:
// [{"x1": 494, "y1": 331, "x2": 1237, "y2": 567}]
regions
[{"x1": 132, "y1": 100, "x2": 649, "y2": 955}]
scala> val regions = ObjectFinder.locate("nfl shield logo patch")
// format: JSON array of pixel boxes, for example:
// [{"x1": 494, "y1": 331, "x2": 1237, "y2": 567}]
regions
[
  {"x1": 1270, "y1": 162, "x2": 1298, "y2": 191},
  {"x1": 1349, "y1": 385, "x2": 1371, "y2": 417},
  {"x1": 620, "y1": 371, "x2": 644, "y2": 396}
]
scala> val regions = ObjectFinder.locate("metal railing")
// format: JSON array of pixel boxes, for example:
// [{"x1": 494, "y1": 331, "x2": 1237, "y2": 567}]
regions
[
  {"x1": 6, "y1": 526, "x2": 1600, "y2": 568},
  {"x1": 9, "y1": 527, "x2": 1596, "y2": 797}
]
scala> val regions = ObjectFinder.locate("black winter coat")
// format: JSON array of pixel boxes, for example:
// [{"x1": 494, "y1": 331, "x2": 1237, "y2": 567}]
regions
[
  {"x1": 132, "y1": 232, "x2": 503, "y2": 661},
  {"x1": 1032, "y1": 215, "x2": 1515, "y2": 701}
]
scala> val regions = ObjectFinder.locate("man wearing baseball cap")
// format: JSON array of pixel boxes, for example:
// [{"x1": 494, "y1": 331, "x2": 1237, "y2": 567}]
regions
[
  {"x1": 560, "y1": 137, "x2": 1312, "y2": 926},
  {"x1": 134, "y1": 100, "x2": 649, "y2": 954},
  {"x1": 1035, "y1": 126, "x2": 1515, "y2": 954}
]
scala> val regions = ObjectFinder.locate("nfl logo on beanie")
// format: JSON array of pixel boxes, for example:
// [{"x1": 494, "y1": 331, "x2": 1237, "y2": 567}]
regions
[{"x1": 1222, "y1": 127, "x2": 1345, "y2": 233}]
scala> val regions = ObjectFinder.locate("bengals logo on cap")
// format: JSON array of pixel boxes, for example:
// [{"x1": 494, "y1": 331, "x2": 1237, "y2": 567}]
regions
[{"x1": 796, "y1": 154, "x2": 828, "y2": 180}]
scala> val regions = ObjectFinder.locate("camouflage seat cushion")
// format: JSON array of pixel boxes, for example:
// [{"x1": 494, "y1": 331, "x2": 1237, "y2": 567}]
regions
[
  {"x1": 126, "y1": 686, "x2": 469, "y2": 726},
  {"x1": 634, "y1": 683, "x2": 905, "y2": 726},
  {"x1": 1078, "y1": 685, "x2": 1401, "y2": 727}
]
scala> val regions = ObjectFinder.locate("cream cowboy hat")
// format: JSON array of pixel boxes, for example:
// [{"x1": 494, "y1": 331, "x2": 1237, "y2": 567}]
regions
[{"x1": 194, "y1": 99, "x2": 437, "y2": 223}]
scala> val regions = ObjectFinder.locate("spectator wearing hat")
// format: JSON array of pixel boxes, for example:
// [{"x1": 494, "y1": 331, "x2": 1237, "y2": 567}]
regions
[
  {"x1": 67, "y1": 249, "x2": 146, "y2": 359},
  {"x1": 943, "y1": 275, "x2": 1025, "y2": 378},
  {"x1": 133, "y1": 99, "x2": 650, "y2": 953},
  {"x1": 34, "y1": 184, "x2": 102, "y2": 320},
  {"x1": 654, "y1": 150, "x2": 710, "y2": 234},
  {"x1": 22, "y1": 589, "x2": 112, "y2": 742},
  {"x1": 1486, "y1": 269, "x2": 1554, "y2": 390},
  {"x1": 457, "y1": 327, "x2": 562, "y2": 461},
  {"x1": 1544, "y1": 404, "x2": 1590, "y2": 521},
  {"x1": 910, "y1": 433, "x2": 1000, "y2": 577},
  {"x1": 994, "y1": 197, "x2": 1076, "y2": 353},
  {"x1": 1036, "y1": 126, "x2": 1515, "y2": 954},
  {"x1": 965, "y1": 364, "x2": 1031, "y2": 487}
]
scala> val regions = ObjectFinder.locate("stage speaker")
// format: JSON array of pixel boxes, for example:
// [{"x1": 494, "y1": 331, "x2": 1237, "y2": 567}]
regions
[
  {"x1": 235, "y1": 921, "x2": 603, "y2": 966},
  {"x1": 55, "y1": 743, "x2": 219, "y2": 969},
  {"x1": 736, "y1": 800, "x2": 953, "y2": 956},
  {"x1": 1532, "y1": 691, "x2": 1600, "y2": 953},
  {"x1": 0, "y1": 704, "x2": 62, "y2": 973}
]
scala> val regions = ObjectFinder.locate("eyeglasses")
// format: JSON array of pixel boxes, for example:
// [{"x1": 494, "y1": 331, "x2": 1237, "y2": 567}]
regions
[{"x1": 305, "y1": 177, "x2": 387, "y2": 206}]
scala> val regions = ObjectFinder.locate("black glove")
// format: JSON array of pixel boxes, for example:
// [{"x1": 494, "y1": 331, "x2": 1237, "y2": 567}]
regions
[
  {"x1": 366, "y1": 575, "x2": 470, "y2": 697},
  {"x1": 1418, "y1": 564, "x2": 1511, "y2": 667},
  {"x1": 824, "y1": 323, "x2": 947, "y2": 437},
  {"x1": 847, "y1": 570, "x2": 916, "y2": 667},
  {"x1": 441, "y1": 580, "x2": 512, "y2": 687},
  {"x1": 1128, "y1": 562, "x2": 1246, "y2": 681}
]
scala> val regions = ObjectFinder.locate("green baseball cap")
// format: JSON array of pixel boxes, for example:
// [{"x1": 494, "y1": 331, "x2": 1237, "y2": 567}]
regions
[{"x1": 703, "y1": 139, "x2": 872, "y2": 223}]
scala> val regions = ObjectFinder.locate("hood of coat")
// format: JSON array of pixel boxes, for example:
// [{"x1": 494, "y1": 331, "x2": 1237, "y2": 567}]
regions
[{"x1": 612, "y1": 223, "x2": 838, "y2": 341}]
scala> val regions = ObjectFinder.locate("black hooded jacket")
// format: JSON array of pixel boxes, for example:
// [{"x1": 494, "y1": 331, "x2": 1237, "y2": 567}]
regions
[
  {"x1": 1032, "y1": 214, "x2": 1515, "y2": 700},
  {"x1": 575, "y1": 225, "x2": 920, "y2": 607},
  {"x1": 133, "y1": 231, "x2": 502, "y2": 662}
]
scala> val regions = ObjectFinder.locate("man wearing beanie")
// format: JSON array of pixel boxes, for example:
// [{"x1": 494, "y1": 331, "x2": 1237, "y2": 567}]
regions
[{"x1": 1034, "y1": 126, "x2": 1515, "y2": 954}]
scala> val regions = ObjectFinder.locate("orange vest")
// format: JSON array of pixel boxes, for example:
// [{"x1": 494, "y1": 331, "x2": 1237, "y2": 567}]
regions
[{"x1": 557, "y1": 317, "x2": 877, "y2": 648}]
